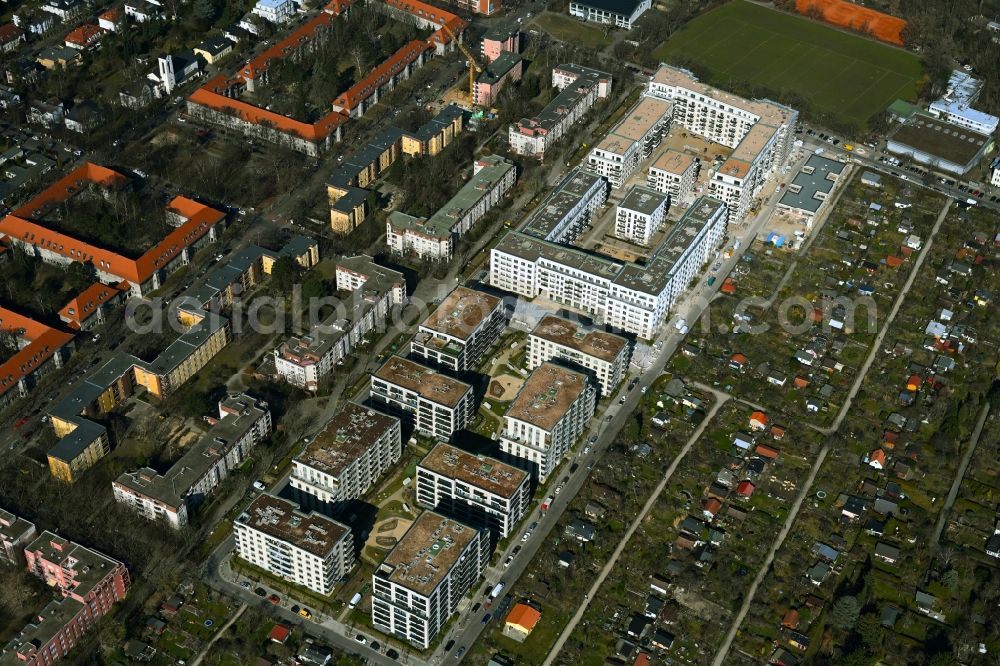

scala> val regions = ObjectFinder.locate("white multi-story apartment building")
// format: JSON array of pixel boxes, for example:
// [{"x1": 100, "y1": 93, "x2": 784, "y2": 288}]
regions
[
  {"x1": 645, "y1": 64, "x2": 797, "y2": 226},
  {"x1": 499, "y1": 362, "x2": 597, "y2": 481},
  {"x1": 274, "y1": 256, "x2": 405, "y2": 390},
  {"x1": 235, "y1": 494, "x2": 354, "y2": 596},
  {"x1": 528, "y1": 315, "x2": 631, "y2": 396},
  {"x1": 0, "y1": 509, "x2": 36, "y2": 565},
  {"x1": 410, "y1": 287, "x2": 506, "y2": 372},
  {"x1": 371, "y1": 356, "x2": 475, "y2": 441},
  {"x1": 568, "y1": 0, "x2": 651, "y2": 29},
  {"x1": 112, "y1": 394, "x2": 272, "y2": 529},
  {"x1": 372, "y1": 511, "x2": 489, "y2": 649},
  {"x1": 615, "y1": 184, "x2": 668, "y2": 246},
  {"x1": 991, "y1": 155, "x2": 1000, "y2": 188},
  {"x1": 387, "y1": 156, "x2": 516, "y2": 262},
  {"x1": 416, "y1": 443, "x2": 531, "y2": 540},
  {"x1": 648, "y1": 149, "x2": 698, "y2": 201},
  {"x1": 252, "y1": 0, "x2": 294, "y2": 23},
  {"x1": 509, "y1": 64, "x2": 612, "y2": 159},
  {"x1": 586, "y1": 95, "x2": 672, "y2": 189},
  {"x1": 490, "y1": 197, "x2": 728, "y2": 339},
  {"x1": 290, "y1": 403, "x2": 401, "y2": 513},
  {"x1": 520, "y1": 167, "x2": 608, "y2": 243}
]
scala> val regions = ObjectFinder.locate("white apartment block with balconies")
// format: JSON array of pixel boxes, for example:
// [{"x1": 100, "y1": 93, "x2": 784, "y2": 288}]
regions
[
  {"x1": 499, "y1": 362, "x2": 596, "y2": 481},
  {"x1": 416, "y1": 443, "x2": 531, "y2": 539},
  {"x1": 645, "y1": 64, "x2": 797, "y2": 226},
  {"x1": 372, "y1": 512, "x2": 490, "y2": 649},
  {"x1": 587, "y1": 96, "x2": 672, "y2": 190},
  {"x1": 370, "y1": 356, "x2": 475, "y2": 441},
  {"x1": 490, "y1": 197, "x2": 728, "y2": 340},
  {"x1": 648, "y1": 149, "x2": 698, "y2": 201},
  {"x1": 615, "y1": 184, "x2": 668, "y2": 246},
  {"x1": 235, "y1": 494, "x2": 354, "y2": 596},
  {"x1": 527, "y1": 315, "x2": 631, "y2": 396},
  {"x1": 410, "y1": 287, "x2": 506, "y2": 372},
  {"x1": 0, "y1": 509, "x2": 36, "y2": 565},
  {"x1": 290, "y1": 403, "x2": 401, "y2": 513}
]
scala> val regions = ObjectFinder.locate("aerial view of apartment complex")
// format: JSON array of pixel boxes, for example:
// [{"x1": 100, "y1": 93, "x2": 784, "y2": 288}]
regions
[{"x1": 1, "y1": 0, "x2": 997, "y2": 661}]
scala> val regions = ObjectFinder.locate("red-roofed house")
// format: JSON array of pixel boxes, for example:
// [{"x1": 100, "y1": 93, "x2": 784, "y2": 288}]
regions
[
  {"x1": 755, "y1": 444, "x2": 779, "y2": 460},
  {"x1": 0, "y1": 307, "x2": 75, "y2": 409},
  {"x1": 633, "y1": 652, "x2": 651, "y2": 666},
  {"x1": 728, "y1": 353, "x2": 748, "y2": 372},
  {"x1": 749, "y1": 411, "x2": 768, "y2": 431},
  {"x1": 793, "y1": 376, "x2": 810, "y2": 389},
  {"x1": 58, "y1": 282, "x2": 129, "y2": 330},
  {"x1": 64, "y1": 24, "x2": 107, "y2": 50},
  {"x1": 98, "y1": 8, "x2": 124, "y2": 31},
  {"x1": 736, "y1": 480, "x2": 755, "y2": 497},
  {"x1": 268, "y1": 624, "x2": 291, "y2": 644},
  {"x1": 503, "y1": 603, "x2": 541, "y2": 642},
  {"x1": 868, "y1": 448, "x2": 887, "y2": 470},
  {"x1": 770, "y1": 424, "x2": 786, "y2": 439},
  {"x1": 885, "y1": 255, "x2": 903, "y2": 269},
  {"x1": 782, "y1": 608, "x2": 799, "y2": 629},
  {"x1": 0, "y1": 23, "x2": 25, "y2": 53},
  {"x1": 0, "y1": 163, "x2": 225, "y2": 297},
  {"x1": 702, "y1": 497, "x2": 722, "y2": 520}
]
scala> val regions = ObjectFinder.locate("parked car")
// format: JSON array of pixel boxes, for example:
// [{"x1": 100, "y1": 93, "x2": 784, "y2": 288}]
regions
[
  {"x1": 387, "y1": 649, "x2": 400, "y2": 660},
  {"x1": 355, "y1": 634, "x2": 367, "y2": 645},
  {"x1": 253, "y1": 587, "x2": 266, "y2": 597},
  {"x1": 266, "y1": 594, "x2": 280, "y2": 604}
]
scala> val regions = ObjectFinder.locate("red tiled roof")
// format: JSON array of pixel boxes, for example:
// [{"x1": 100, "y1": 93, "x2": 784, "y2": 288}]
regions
[
  {"x1": 242, "y1": 13, "x2": 335, "y2": 80},
  {"x1": 334, "y1": 39, "x2": 430, "y2": 111},
  {"x1": 191, "y1": 76, "x2": 348, "y2": 141},
  {"x1": 268, "y1": 624, "x2": 291, "y2": 643},
  {"x1": 58, "y1": 281, "x2": 128, "y2": 327},
  {"x1": 885, "y1": 254, "x2": 903, "y2": 268},
  {"x1": 65, "y1": 24, "x2": 107, "y2": 47},
  {"x1": 869, "y1": 448, "x2": 886, "y2": 467},
  {"x1": 730, "y1": 353, "x2": 748, "y2": 365},
  {"x1": 755, "y1": 444, "x2": 779, "y2": 459},
  {"x1": 0, "y1": 307, "x2": 74, "y2": 398},
  {"x1": 736, "y1": 480, "x2": 755, "y2": 497},
  {"x1": 0, "y1": 163, "x2": 225, "y2": 286},
  {"x1": 506, "y1": 603, "x2": 541, "y2": 632},
  {"x1": 0, "y1": 23, "x2": 24, "y2": 44},
  {"x1": 750, "y1": 410, "x2": 768, "y2": 425}
]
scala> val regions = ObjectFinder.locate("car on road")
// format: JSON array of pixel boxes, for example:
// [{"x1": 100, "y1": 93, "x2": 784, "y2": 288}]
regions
[
  {"x1": 291, "y1": 605, "x2": 300, "y2": 614},
  {"x1": 481, "y1": 613, "x2": 492, "y2": 624},
  {"x1": 386, "y1": 648, "x2": 400, "y2": 660},
  {"x1": 589, "y1": 435, "x2": 597, "y2": 444},
  {"x1": 471, "y1": 602, "x2": 481, "y2": 613},
  {"x1": 240, "y1": 581, "x2": 251, "y2": 590},
  {"x1": 455, "y1": 646, "x2": 466, "y2": 658},
  {"x1": 371, "y1": 641, "x2": 380, "y2": 652},
  {"x1": 355, "y1": 634, "x2": 367, "y2": 645},
  {"x1": 583, "y1": 445, "x2": 592, "y2": 454},
  {"x1": 504, "y1": 555, "x2": 514, "y2": 567},
  {"x1": 512, "y1": 545, "x2": 522, "y2": 556},
  {"x1": 641, "y1": 386, "x2": 648, "y2": 394},
  {"x1": 266, "y1": 594, "x2": 280, "y2": 604},
  {"x1": 554, "y1": 484, "x2": 563, "y2": 495},
  {"x1": 521, "y1": 531, "x2": 530, "y2": 542},
  {"x1": 298, "y1": 607, "x2": 312, "y2": 619},
  {"x1": 530, "y1": 521, "x2": 538, "y2": 530},
  {"x1": 445, "y1": 640, "x2": 456, "y2": 652}
]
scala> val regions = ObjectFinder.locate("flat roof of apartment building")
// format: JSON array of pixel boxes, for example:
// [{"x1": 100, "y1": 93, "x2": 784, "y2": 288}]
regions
[
  {"x1": 0, "y1": 508, "x2": 34, "y2": 545},
  {"x1": 495, "y1": 230, "x2": 622, "y2": 279},
  {"x1": 778, "y1": 154, "x2": 846, "y2": 214},
  {"x1": 420, "y1": 287, "x2": 502, "y2": 342},
  {"x1": 419, "y1": 443, "x2": 527, "y2": 498},
  {"x1": 296, "y1": 403, "x2": 398, "y2": 477},
  {"x1": 531, "y1": 315, "x2": 628, "y2": 363},
  {"x1": 599, "y1": 95, "x2": 672, "y2": 147},
  {"x1": 613, "y1": 196, "x2": 726, "y2": 295},
  {"x1": 114, "y1": 394, "x2": 269, "y2": 506},
  {"x1": 24, "y1": 531, "x2": 122, "y2": 596},
  {"x1": 521, "y1": 167, "x2": 606, "y2": 240},
  {"x1": 651, "y1": 148, "x2": 696, "y2": 175},
  {"x1": 238, "y1": 494, "x2": 349, "y2": 558},
  {"x1": 477, "y1": 51, "x2": 521, "y2": 86},
  {"x1": 517, "y1": 64, "x2": 609, "y2": 134},
  {"x1": 388, "y1": 155, "x2": 514, "y2": 241},
  {"x1": 618, "y1": 185, "x2": 667, "y2": 216},
  {"x1": 378, "y1": 511, "x2": 479, "y2": 596},
  {"x1": 373, "y1": 356, "x2": 472, "y2": 407},
  {"x1": 505, "y1": 362, "x2": 589, "y2": 432}
]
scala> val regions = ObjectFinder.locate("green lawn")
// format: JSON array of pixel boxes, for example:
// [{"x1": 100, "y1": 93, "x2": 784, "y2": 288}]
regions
[
  {"x1": 653, "y1": 0, "x2": 923, "y2": 127},
  {"x1": 532, "y1": 12, "x2": 614, "y2": 50}
]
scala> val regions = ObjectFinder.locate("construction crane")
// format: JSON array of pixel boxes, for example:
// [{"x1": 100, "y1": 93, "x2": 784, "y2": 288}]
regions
[{"x1": 442, "y1": 22, "x2": 484, "y2": 109}]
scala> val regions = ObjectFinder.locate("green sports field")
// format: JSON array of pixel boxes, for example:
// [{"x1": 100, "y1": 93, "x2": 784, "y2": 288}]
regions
[{"x1": 653, "y1": 0, "x2": 924, "y2": 127}]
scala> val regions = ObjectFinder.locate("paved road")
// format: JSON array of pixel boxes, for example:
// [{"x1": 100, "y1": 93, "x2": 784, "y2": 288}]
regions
[
  {"x1": 710, "y1": 198, "x2": 953, "y2": 666},
  {"x1": 931, "y1": 400, "x2": 992, "y2": 546},
  {"x1": 542, "y1": 390, "x2": 729, "y2": 665}
]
